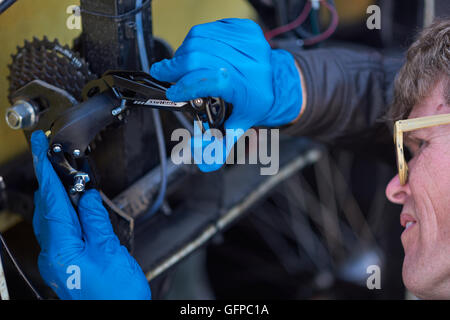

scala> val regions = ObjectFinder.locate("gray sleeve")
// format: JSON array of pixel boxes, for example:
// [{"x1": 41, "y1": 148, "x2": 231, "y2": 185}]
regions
[{"x1": 281, "y1": 47, "x2": 403, "y2": 148}]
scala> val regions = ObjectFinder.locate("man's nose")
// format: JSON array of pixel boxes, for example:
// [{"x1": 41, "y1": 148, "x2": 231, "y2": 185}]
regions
[{"x1": 385, "y1": 173, "x2": 411, "y2": 204}]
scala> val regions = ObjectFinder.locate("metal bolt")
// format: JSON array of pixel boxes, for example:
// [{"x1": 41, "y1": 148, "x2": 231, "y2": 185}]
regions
[
  {"x1": 193, "y1": 98, "x2": 204, "y2": 107},
  {"x1": 72, "y1": 149, "x2": 81, "y2": 157},
  {"x1": 52, "y1": 145, "x2": 62, "y2": 153},
  {"x1": 5, "y1": 100, "x2": 38, "y2": 130},
  {"x1": 111, "y1": 107, "x2": 121, "y2": 116},
  {"x1": 112, "y1": 100, "x2": 127, "y2": 116},
  {"x1": 72, "y1": 172, "x2": 90, "y2": 193},
  {"x1": 6, "y1": 111, "x2": 20, "y2": 128},
  {"x1": 73, "y1": 178, "x2": 85, "y2": 192}
]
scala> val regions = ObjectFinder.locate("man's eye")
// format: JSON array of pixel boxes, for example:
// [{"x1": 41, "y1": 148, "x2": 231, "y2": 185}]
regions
[
  {"x1": 405, "y1": 140, "x2": 426, "y2": 161},
  {"x1": 418, "y1": 140, "x2": 427, "y2": 149}
]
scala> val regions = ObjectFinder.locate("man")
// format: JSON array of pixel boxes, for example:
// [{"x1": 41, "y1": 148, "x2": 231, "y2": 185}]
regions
[
  {"x1": 385, "y1": 22, "x2": 450, "y2": 298},
  {"x1": 30, "y1": 18, "x2": 449, "y2": 299}
]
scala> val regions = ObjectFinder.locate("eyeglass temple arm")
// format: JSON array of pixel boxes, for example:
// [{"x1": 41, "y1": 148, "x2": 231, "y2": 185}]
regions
[{"x1": 396, "y1": 114, "x2": 450, "y2": 132}]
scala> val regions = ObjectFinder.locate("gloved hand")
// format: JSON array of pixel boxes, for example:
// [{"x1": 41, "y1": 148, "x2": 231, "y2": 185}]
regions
[
  {"x1": 150, "y1": 18, "x2": 303, "y2": 172},
  {"x1": 31, "y1": 130, "x2": 151, "y2": 300}
]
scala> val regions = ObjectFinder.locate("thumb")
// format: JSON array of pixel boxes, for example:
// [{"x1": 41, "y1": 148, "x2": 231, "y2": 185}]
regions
[
  {"x1": 77, "y1": 189, "x2": 120, "y2": 251},
  {"x1": 31, "y1": 130, "x2": 83, "y2": 253},
  {"x1": 191, "y1": 121, "x2": 249, "y2": 173},
  {"x1": 165, "y1": 67, "x2": 233, "y2": 103}
]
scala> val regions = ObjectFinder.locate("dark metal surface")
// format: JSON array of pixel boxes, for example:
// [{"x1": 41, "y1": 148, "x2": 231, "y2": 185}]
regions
[
  {"x1": 8, "y1": 37, "x2": 94, "y2": 103},
  {"x1": 79, "y1": 0, "x2": 154, "y2": 75},
  {"x1": 79, "y1": 0, "x2": 160, "y2": 198},
  {"x1": 10, "y1": 80, "x2": 78, "y2": 141},
  {"x1": 82, "y1": 70, "x2": 232, "y2": 131},
  {"x1": 50, "y1": 92, "x2": 120, "y2": 158},
  {"x1": 36, "y1": 68, "x2": 230, "y2": 199}
]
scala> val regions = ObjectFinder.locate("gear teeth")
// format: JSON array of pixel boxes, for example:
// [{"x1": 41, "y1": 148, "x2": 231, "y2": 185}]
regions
[{"x1": 8, "y1": 36, "x2": 94, "y2": 103}]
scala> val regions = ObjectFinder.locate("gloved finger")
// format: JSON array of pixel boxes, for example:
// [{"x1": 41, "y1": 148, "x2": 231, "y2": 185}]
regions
[
  {"x1": 190, "y1": 121, "x2": 249, "y2": 173},
  {"x1": 77, "y1": 189, "x2": 121, "y2": 251},
  {"x1": 185, "y1": 18, "x2": 265, "y2": 42},
  {"x1": 165, "y1": 68, "x2": 234, "y2": 103},
  {"x1": 181, "y1": 19, "x2": 267, "y2": 56},
  {"x1": 223, "y1": 108, "x2": 256, "y2": 134},
  {"x1": 174, "y1": 36, "x2": 262, "y2": 65},
  {"x1": 32, "y1": 190, "x2": 43, "y2": 246},
  {"x1": 191, "y1": 122, "x2": 226, "y2": 172},
  {"x1": 150, "y1": 51, "x2": 228, "y2": 83},
  {"x1": 31, "y1": 130, "x2": 83, "y2": 251},
  {"x1": 223, "y1": 117, "x2": 251, "y2": 156}
]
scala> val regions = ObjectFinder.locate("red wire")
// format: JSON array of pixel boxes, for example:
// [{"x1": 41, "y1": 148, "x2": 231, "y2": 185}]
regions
[
  {"x1": 264, "y1": 0, "x2": 339, "y2": 46},
  {"x1": 303, "y1": 0, "x2": 339, "y2": 46},
  {"x1": 264, "y1": 0, "x2": 312, "y2": 42}
]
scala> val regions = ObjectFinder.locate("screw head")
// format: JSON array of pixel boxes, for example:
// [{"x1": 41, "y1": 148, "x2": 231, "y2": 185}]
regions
[
  {"x1": 52, "y1": 145, "x2": 62, "y2": 153},
  {"x1": 6, "y1": 111, "x2": 21, "y2": 128},
  {"x1": 193, "y1": 98, "x2": 204, "y2": 107},
  {"x1": 74, "y1": 182, "x2": 85, "y2": 192},
  {"x1": 72, "y1": 172, "x2": 90, "y2": 194},
  {"x1": 73, "y1": 149, "x2": 81, "y2": 157},
  {"x1": 5, "y1": 100, "x2": 37, "y2": 130}
]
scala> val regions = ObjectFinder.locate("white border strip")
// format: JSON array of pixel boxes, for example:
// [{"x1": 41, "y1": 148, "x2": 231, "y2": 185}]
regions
[{"x1": 0, "y1": 252, "x2": 10, "y2": 300}]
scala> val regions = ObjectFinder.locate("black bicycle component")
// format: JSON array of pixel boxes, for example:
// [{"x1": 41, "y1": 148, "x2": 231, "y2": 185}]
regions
[
  {"x1": 9, "y1": 80, "x2": 78, "y2": 140},
  {"x1": 8, "y1": 37, "x2": 95, "y2": 103},
  {"x1": 7, "y1": 79, "x2": 98, "y2": 200},
  {"x1": 49, "y1": 91, "x2": 121, "y2": 158},
  {"x1": 6, "y1": 35, "x2": 233, "y2": 200},
  {"x1": 78, "y1": 0, "x2": 151, "y2": 21},
  {"x1": 82, "y1": 70, "x2": 233, "y2": 131},
  {"x1": 6, "y1": 37, "x2": 102, "y2": 201},
  {"x1": 31, "y1": 69, "x2": 232, "y2": 198}
]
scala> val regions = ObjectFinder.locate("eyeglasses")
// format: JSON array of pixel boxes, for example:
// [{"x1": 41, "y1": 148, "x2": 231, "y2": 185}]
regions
[{"x1": 394, "y1": 113, "x2": 450, "y2": 185}]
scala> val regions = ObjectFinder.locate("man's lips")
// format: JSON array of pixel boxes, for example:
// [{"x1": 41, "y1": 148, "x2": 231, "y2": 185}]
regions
[{"x1": 400, "y1": 212, "x2": 417, "y2": 230}]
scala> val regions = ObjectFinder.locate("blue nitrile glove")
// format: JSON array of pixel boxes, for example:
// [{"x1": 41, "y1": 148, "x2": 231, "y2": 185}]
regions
[
  {"x1": 31, "y1": 130, "x2": 151, "y2": 300},
  {"x1": 150, "y1": 18, "x2": 303, "y2": 172}
]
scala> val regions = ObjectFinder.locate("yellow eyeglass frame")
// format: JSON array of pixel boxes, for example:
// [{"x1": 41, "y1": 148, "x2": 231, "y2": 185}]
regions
[{"x1": 394, "y1": 113, "x2": 450, "y2": 185}]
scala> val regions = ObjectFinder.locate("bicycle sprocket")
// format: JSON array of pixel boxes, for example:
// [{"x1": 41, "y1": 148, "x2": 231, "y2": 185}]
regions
[{"x1": 7, "y1": 36, "x2": 95, "y2": 103}]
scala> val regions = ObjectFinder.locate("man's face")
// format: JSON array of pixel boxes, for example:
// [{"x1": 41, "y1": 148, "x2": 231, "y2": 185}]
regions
[{"x1": 385, "y1": 80, "x2": 450, "y2": 299}]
